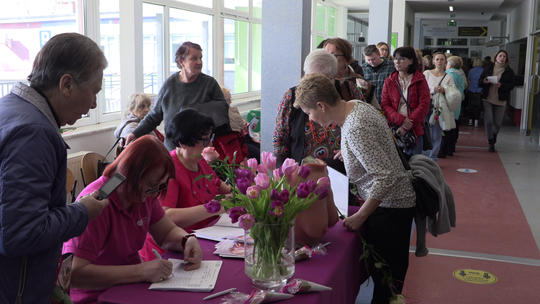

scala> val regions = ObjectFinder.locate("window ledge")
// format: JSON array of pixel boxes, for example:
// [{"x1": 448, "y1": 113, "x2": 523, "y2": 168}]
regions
[{"x1": 61, "y1": 120, "x2": 119, "y2": 140}]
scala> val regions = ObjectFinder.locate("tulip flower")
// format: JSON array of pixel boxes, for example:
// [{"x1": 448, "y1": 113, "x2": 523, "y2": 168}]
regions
[
  {"x1": 247, "y1": 158, "x2": 258, "y2": 173},
  {"x1": 254, "y1": 173, "x2": 270, "y2": 190},
  {"x1": 269, "y1": 200, "x2": 284, "y2": 217},
  {"x1": 261, "y1": 151, "x2": 277, "y2": 171},
  {"x1": 297, "y1": 165, "x2": 311, "y2": 179},
  {"x1": 236, "y1": 168, "x2": 255, "y2": 182},
  {"x1": 257, "y1": 164, "x2": 269, "y2": 174},
  {"x1": 280, "y1": 189, "x2": 290, "y2": 204},
  {"x1": 270, "y1": 188, "x2": 281, "y2": 201},
  {"x1": 281, "y1": 158, "x2": 298, "y2": 178},
  {"x1": 202, "y1": 147, "x2": 220, "y2": 164},
  {"x1": 315, "y1": 185, "x2": 329, "y2": 199},
  {"x1": 204, "y1": 199, "x2": 222, "y2": 214},
  {"x1": 317, "y1": 177, "x2": 330, "y2": 188},
  {"x1": 229, "y1": 206, "x2": 247, "y2": 223},
  {"x1": 307, "y1": 180, "x2": 317, "y2": 192},
  {"x1": 296, "y1": 183, "x2": 310, "y2": 199},
  {"x1": 246, "y1": 186, "x2": 261, "y2": 199},
  {"x1": 236, "y1": 177, "x2": 251, "y2": 194},
  {"x1": 238, "y1": 214, "x2": 255, "y2": 230},
  {"x1": 272, "y1": 168, "x2": 283, "y2": 181}
]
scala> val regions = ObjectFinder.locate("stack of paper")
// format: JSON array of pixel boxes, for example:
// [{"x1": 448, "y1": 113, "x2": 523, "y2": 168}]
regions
[
  {"x1": 148, "y1": 259, "x2": 223, "y2": 292},
  {"x1": 193, "y1": 214, "x2": 244, "y2": 241},
  {"x1": 212, "y1": 236, "x2": 254, "y2": 258}
]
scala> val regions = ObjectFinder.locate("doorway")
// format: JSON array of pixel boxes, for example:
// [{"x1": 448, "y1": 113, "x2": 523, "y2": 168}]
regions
[{"x1": 528, "y1": 33, "x2": 540, "y2": 146}]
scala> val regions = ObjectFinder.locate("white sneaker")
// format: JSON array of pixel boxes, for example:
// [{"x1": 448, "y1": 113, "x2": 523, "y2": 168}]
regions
[
  {"x1": 474, "y1": 120, "x2": 479, "y2": 127},
  {"x1": 468, "y1": 119, "x2": 473, "y2": 126}
]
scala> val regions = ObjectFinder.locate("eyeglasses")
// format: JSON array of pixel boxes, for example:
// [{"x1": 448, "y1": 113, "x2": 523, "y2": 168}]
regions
[
  {"x1": 144, "y1": 178, "x2": 169, "y2": 195},
  {"x1": 380, "y1": 48, "x2": 389, "y2": 52},
  {"x1": 393, "y1": 57, "x2": 408, "y2": 62},
  {"x1": 202, "y1": 133, "x2": 215, "y2": 147},
  {"x1": 332, "y1": 54, "x2": 345, "y2": 58},
  {"x1": 226, "y1": 98, "x2": 232, "y2": 103}
]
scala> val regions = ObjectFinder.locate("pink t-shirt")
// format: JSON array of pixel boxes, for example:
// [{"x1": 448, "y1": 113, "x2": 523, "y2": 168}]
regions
[
  {"x1": 63, "y1": 176, "x2": 165, "y2": 304},
  {"x1": 140, "y1": 150, "x2": 221, "y2": 262}
]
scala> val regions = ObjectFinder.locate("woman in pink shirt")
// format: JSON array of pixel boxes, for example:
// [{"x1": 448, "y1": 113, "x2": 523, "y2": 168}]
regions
[
  {"x1": 63, "y1": 136, "x2": 202, "y2": 303},
  {"x1": 141, "y1": 109, "x2": 232, "y2": 261}
]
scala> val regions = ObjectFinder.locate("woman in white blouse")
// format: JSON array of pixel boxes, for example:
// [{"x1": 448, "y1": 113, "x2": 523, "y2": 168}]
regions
[
  {"x1": 423, "y1": 52, "x2": 455, "y2": 161},
  {"x1": 294, "y1": 73, "x2": 416, "y2": 304}
]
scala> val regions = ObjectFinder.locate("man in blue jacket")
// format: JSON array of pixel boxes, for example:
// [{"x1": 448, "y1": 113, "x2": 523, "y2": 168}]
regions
[{"x1": 0, "y1": 33, "x2": 110, "y2": 303}]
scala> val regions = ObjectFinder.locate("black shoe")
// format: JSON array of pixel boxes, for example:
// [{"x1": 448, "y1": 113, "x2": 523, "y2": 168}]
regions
[
  {"x1": 488, "y1": 139, "x2": 495, "y2": 152},
  {"x1": 437, "y1": 154, "x2": 447, "y2": 159},
  {"x1": 446, "y1": 152, "x2": 454, "y2": 156},
  {"x1": 493, "y1": 133, "x2": 497, "y2": 144}
]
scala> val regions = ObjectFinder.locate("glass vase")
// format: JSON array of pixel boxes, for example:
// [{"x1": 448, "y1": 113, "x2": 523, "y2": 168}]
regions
[{"x1": 244, "y1": 221, "x2": 295, "y2": 290}]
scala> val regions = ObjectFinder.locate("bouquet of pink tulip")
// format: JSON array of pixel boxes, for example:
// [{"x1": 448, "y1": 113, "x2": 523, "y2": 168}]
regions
[{"x1": 203, "y1": 151, "x2": 330, "y2": 287}]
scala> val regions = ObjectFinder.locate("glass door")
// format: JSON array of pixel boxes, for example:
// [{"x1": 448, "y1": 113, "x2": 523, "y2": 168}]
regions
[{"x1": 528, "y1": 33, "x2": 540, "y2": 146}]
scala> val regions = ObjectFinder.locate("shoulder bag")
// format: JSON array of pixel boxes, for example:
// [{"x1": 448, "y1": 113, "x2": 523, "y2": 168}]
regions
[{"x1": 395, "y1": 85, "x2": 433, "y2": 151}]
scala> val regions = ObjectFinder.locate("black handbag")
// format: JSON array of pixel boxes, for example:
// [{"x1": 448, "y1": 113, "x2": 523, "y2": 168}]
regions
[
  {"x1": 396, "y1": 86, "x2": 433, "y2": 151},
  {"x1": 390, "y1": 124, "x2": 417, "y2": 150},
  {"x1": 466, "y1": 91, "x2": 483, "y2": 113}
]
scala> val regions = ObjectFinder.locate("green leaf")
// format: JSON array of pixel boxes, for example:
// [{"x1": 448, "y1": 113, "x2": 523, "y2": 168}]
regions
[
  {"x1": 193, "y1": 174, "x2": 213, "y2": 183},
  {"x1": 374, "y1": 262, "x2": 383, "y2": 269}
]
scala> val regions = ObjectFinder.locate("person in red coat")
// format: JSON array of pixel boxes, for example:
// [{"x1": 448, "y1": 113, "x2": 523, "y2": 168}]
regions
[{"x1": 381, "y1": 46, "x2": 431, "y2": 155}]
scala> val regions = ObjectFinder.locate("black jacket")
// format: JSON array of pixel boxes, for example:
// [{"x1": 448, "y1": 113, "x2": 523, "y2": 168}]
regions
[{"x1": 478, "y1": 63, "x2": 515, "y2": 102}]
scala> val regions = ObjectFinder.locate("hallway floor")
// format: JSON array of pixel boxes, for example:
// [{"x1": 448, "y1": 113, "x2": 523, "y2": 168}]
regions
[{"x1": 356, "y1": 116, "x2": 540, "y2": 303}]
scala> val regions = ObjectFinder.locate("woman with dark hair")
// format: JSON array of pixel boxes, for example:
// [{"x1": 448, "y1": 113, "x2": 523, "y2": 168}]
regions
[
  {"x1": 141, "y1": 109, "x2": 232, "y2": 261},
  {"x1": 63, "y1": 136, "x2": 203, "y2": 303},
  {"x1": 478, "y1": 50, "x2": 515, "y2": 152},
  {"x1": 294, "y1": 73, "x2": 416, "y2": 304},
  {"x1": 381, "y1": 46, "x2": 431, "y2": 155},
  {"x1": 125, "y1": 42, "x2": 245, "y2": 164}
]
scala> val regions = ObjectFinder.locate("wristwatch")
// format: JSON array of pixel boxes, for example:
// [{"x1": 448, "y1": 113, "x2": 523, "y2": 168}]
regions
[{"x1": 182, "y1": 234, "x2": 196, "y2": 249}]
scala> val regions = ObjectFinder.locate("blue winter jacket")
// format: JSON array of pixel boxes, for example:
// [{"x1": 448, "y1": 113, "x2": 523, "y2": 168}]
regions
[{"x1": 0, "y1": 83, "x2": 89, "y2": 304}]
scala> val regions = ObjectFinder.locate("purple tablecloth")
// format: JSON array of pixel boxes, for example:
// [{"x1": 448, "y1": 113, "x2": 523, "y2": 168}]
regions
[{"x1": 98, "y1": 207, "x2": 365, "y2": 304}]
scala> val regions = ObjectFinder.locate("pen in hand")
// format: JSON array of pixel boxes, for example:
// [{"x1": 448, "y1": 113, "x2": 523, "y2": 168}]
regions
[{"x1": 153, "y1": 249, "x2": 174, "y2": 277}]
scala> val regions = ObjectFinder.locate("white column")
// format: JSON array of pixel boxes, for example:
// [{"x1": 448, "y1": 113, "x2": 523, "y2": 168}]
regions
[
  {"x1": 368, "y1": 0, "x2": 393, "y2": 46},
  {"x1": 260, "y1": 0, "x2": 311, "y2": 154}
]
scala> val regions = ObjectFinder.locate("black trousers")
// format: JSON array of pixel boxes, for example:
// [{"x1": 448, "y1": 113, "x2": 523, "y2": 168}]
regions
[{"x1": 365, "y1": 207, "x2": 415, "y2": 304}]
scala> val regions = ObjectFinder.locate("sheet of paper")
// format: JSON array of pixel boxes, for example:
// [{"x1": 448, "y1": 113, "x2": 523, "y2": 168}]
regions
[
  {"x1": 327, "y1": 166, "x2": 349, "y2": 218},
  {"x1": 193, "y1": 226, "x2": 244, "y2": 241},
  {"x1": 213, "y1": 214, "x2": 240, "y2": 228},
  {"x1": 149, "y1": 260, "x2": 222, "y2": 292},
  {"x1": 486, "y1": 76, "x2": 498, "y2": 84}
]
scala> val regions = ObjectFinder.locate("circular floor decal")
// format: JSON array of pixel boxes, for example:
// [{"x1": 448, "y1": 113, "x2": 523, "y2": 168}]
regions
[
  {"x1": 453, "y1": 269, "x2": 498, "y2": 285},
  {"x1": 459, "y1": 132, "x2": 470, "y2": 134},
  {"x1": 457, "y1": 168, "x2": 478, "y2": 173}
]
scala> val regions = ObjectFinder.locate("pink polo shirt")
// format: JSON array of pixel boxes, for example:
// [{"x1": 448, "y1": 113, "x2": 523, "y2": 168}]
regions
[
  {"x1": 63, "y1": 176, "x2": 165, "y2": 304},
  {"x1": 140, "y1": 149, "x2": 221, "y2": 262}
]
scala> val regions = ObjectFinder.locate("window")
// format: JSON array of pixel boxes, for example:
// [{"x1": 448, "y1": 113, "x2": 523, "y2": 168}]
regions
[
  {"x1": 312, "y1": 1, "x2": 341, "y2": 49},
  {"x1": 0, "y1": 0, "x2": 84, "y2": 94},
  {"x1": 100, "y1": 0, "x2": 121, "y2": 116},
  {"x1": 143, "y1": 3, "x2": 165, "y2": 94}
]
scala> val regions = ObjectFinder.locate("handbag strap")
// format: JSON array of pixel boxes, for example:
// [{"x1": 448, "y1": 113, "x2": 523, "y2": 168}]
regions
[
  {"x1": 394, "y1": 139, "x2": 411, "y2": 171},
  {"x1": 438, "y1": 73, "x2": 447, "y2": 86},
  {"x1": 103, "y1": 137, "x2": 123, "y2": 162},
  {"x1": 396, "y1": 83, "x2": 414, "y2": 113}
]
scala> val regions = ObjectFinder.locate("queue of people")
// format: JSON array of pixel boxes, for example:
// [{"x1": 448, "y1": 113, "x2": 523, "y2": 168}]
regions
[{"x1": 0, "y1": 29, "x2": 514, "y2": 304}]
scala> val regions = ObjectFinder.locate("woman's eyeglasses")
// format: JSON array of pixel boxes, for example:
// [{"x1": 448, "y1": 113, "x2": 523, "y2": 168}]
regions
[
  {"x1": 393, "y1": 57, "x2": 408, "y2": 62},
  {"x1": 202, "y1": 133, "x2": 215, "y2": 147},
  {"x1": 145, "y1": 178, "x2": 169, "y2": 195},
  {"x1": 332, "y1": 53, "x2": 345, "y2": 58}
]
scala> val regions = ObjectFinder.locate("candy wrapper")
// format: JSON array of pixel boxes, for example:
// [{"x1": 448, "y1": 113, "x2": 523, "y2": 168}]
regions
[
  {"x1": 294, "y1": 243, "x2": 328, "y2": 261},
  {"x1": 220, "y1": 290, "x2": 293, "y2": 304},
  {"x1": 280, "y1": 279, "x2": 332, "y2": 294}
]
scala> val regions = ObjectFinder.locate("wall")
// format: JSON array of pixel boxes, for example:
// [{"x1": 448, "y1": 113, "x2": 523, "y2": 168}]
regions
[
  {"x1": 391, "y1": 0, "x2": 415, "y2": 47},
  {"x1": 508, "y1": 0, "x2": 533, "y2": 41}
]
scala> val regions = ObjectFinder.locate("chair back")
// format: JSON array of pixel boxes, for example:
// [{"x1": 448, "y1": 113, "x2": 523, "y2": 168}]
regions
[
  {"x1": 80, "y1": 152, "x2": 107, "y2": 187},
  {"x1": 66, "y1": 168, "x2": 75, "y2": 194}
]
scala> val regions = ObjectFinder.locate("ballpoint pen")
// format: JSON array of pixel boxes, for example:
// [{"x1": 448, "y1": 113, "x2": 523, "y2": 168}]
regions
[
  {"x1": 152, "y1": 249, "x2": 174, "y2": 277},
  {"x1": 203, "y1": 288, "x2": 236, "y2": 300}
]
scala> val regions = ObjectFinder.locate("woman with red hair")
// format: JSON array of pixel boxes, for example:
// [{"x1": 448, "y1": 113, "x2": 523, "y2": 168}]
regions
[{"x1": 63, "y1": 135, "x2": 202, "y2": 303}]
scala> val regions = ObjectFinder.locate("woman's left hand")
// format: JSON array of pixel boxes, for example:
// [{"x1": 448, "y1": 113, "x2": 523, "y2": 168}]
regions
[
  {"x1": 342, "y1": 212, "x2": 366, "y2": 231},
  {"x1": 333, "y1": 150, "x2": 343, "y2": 161},
  {"x1": 401, "y1": 118, "x2": 413, "y2": 130},
  {"x1": 183, "y1": 237, "x2": 203, "y2": 271}
]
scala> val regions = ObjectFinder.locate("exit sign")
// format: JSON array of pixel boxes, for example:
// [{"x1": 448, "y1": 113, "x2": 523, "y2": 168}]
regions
[{"x1": 448, "y1": 20, "x2": 457, "y2": 26}]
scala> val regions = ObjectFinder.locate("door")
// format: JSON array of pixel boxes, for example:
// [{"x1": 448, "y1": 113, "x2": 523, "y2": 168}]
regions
[{"x1": 529, "y1": 33, "x2": 540, "y2": 146}]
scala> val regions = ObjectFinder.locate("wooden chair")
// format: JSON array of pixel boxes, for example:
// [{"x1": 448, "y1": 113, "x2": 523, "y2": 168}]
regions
[
  {"x1": 66, "y1": 168, "x2": 77, "y2": 203},
  {"x1": 80, "y1": 152, "x2": 107, "y2": 188}
]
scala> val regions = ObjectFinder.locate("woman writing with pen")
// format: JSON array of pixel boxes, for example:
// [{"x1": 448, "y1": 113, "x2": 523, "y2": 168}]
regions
[{"x1": 63, "y1": 136, "x2": 202, "y2": 304}]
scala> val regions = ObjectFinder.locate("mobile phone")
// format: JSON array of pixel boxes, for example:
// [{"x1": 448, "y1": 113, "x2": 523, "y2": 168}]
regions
[
  {"x1": 97, "y1": 173, "x2": 126, "y2": 200},
  {"x1": 249, "y1": 116, "x2": 259, "y2": 131}
]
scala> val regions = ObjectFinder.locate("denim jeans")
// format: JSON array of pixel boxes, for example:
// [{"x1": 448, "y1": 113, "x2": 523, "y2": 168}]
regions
[{"x1": 422, "y1": 123, "x2": 442, "y2": 162}]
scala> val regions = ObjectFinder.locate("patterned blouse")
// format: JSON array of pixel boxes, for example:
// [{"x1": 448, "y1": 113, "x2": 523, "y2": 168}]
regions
[
  {"x1": 341, "y1": 102, "x2": 416, "y2": 208},
  {"x1": 273, "y1": 81, "x2": 361, "y2": 167}
]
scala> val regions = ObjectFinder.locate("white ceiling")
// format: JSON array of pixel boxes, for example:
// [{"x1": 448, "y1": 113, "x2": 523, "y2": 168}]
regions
[{"x1": 333, "y1": 0, "x2": 526, "y2": 23}]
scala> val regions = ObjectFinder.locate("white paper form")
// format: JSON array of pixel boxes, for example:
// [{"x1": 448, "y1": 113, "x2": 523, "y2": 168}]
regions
[
  {"x1": 193, "y1": 226, "x2": 244, "y2": 241},
  {"x1": 486, "y1": 76, "x2": 498, "y2": 84},
  {"x1": 327, "y1": 166, "x2": 349, "y2": 218},
  {"x1": 149, "y1": 259, "x2": 223, "y2": 292}
]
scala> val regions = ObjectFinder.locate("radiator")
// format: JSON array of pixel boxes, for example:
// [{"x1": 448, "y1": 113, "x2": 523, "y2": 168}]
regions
[{"x1": 66, "y1": 151, "x2": 90, "y2": 204}]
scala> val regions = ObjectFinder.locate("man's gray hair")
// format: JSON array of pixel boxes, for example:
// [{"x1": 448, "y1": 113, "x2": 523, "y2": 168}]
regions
[
  {"x1": 28, "y1": 33, "x2": 108, "y2": 90},
  {"x1": 303, "y1": 49, "x2": 338, "y2": 79}
]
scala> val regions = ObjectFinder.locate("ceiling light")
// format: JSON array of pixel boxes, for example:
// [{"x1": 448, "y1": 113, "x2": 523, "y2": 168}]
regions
[{"x1": 449, "y1": 6, "x2": 454, "y2": 11}]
